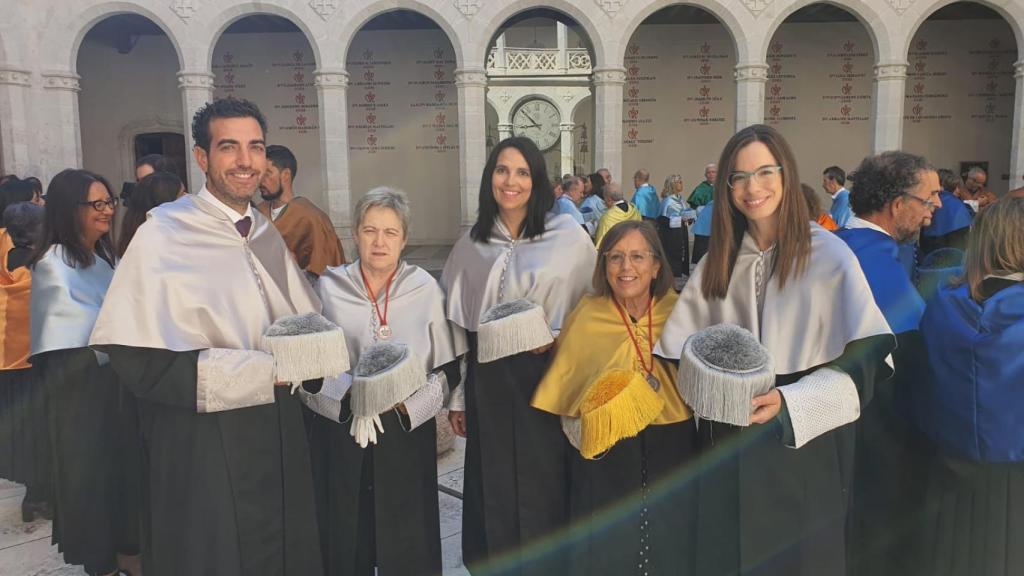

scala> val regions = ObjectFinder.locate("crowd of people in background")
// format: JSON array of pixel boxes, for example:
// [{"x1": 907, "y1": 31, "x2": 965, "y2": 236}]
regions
[{"x1": 0, "y1": 96, "x2": 1021, "y2": 576}]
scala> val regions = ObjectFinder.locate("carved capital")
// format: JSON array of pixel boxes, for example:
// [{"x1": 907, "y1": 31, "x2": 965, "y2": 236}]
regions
[
  {"x1": 309, "y1": 0, "x2": 340, "y2": 20},
  {"x1": 314, "y1": 69, "x2": 349, "y2": 89},
  {"x1": 455, "y1": 68, "x2": 488, "y2": 88},
  {"x1": 0, "y1": 68, "x2": 31, "y2": 87},
  {"x1": 454, "y1": 0, "x2": 482, "y2": 17},
  {"x1": 873, "y1": 63, "x2": 908, "y2": 81},
  {"x1": 734, "y1": 64, "x2": 769, "y2": 82},
  {"x1": 177, "y1": 71, "x2": 215, "y2": 90},
  {"x1": 42, "y1": 72, "x2": 81, "y2": 92},
  {"x1": 592, "y1": 67, "x2": 627, "y2": 85}
]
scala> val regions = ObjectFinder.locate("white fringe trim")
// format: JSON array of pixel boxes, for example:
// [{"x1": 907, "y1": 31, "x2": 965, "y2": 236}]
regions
[
  {"x1": 678, "y1": 335, "x2": 775, "y2": 427},
  {"x1": 477, "y1": 304, "x2": 553, "y2": 363},
  {"x1": 261, "y1": 326, "x2": 350, "y2": 383}
]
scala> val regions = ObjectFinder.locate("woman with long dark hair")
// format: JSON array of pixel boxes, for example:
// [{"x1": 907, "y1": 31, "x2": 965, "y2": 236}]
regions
[
  {"x1": 28, "y1": 169, "x2": 139, "y2": 576},
  {"x1": 655, "y1": 125, "x2": 894, "y2": 576},
  {"x1": 442, "y1": 137, "x2": 596, "y2": 574},
  {"x1": 117, "y1": 171, "x2": 184, "y2": 257}
]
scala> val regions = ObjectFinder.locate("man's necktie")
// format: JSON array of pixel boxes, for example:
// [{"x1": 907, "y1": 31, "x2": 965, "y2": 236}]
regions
[{"x1": 235, "y1": 216, "x2": 252, "y2": 238}]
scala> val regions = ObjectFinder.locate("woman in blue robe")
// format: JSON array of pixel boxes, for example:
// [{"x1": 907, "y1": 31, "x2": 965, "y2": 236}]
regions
[{"x1": 916, "y1": 197, "x2": 1024, "y2": 576}]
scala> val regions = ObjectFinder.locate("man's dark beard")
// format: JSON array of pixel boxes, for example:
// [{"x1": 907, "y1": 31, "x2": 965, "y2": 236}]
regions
[{"x1": 260, "y1": 186, "x2": 284, "y2": 202}]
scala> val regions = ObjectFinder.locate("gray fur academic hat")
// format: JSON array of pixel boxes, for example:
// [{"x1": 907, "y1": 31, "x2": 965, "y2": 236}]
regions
[
  {"x1": 476, "y1": 299, "x2": 554, "y2": 363},
  {"x1": 261, "y1": 312, "x2": 349, "y2": 385},
  {"x1": 349, "y1": 341, "x2": 426, "y2": 447},
  {"x1": 678, "y1": 323, "x2": 775, "y2": 427}
]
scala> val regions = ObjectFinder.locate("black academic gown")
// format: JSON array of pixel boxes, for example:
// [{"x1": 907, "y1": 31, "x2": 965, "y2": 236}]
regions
[
  {"x1": 693, "y1": 335, "x2": 894, "y2": 576},
  {"x1": 39, "y1": 348, "x2": 138, "y2": 576},
  {"x1": 462, "y1": 333, "x2": 569, "y2": 576},
  {"x1": 105, "y1": 346, "x2": 323, "y2": 576},
  {"x1": 657, "y1": 216, "x2": 690, "y2": 278}
]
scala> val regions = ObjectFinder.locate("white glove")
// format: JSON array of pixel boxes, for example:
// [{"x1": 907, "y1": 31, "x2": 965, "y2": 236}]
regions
[{"x1": 350, "y1": 414, "x2": 385, "y2": 448}]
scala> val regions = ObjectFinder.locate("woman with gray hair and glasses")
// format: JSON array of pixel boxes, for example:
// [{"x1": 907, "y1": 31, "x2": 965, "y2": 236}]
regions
[{"x1": 299, "y1": 186, "x2": 466, "y2": 576}]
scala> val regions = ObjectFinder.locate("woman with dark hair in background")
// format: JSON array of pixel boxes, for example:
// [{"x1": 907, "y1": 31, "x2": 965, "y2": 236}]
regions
[
  {"x1": 117, "y1": 171, "x2": 185, "y2": 257},
  {"x1": 0, "y1": 200, "x2": 51, "y2": 523},
  {"x1": 442, "y1": 137, "x2": 596, "y2": 574},
  {"x1": 801, "y1": 183, "x2": 838, "y2": 231},
  {"x1": 656, "y1": 125, "x2": 894, "y2": 576},
  {"x1": 915, "y1": 198, "x2": 1024, "y2": 576},
  {"x1": 579, "y1": 172, "x2": 607, "y2": 237},
  {"x1": 28, "y1": 169, "x2": 140, "y2": 576}
]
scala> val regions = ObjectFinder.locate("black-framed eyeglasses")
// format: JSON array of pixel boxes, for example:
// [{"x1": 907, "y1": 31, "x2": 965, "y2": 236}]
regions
[
  {"x1": 79, "y1": 198, "x2": 119, "y2": 212},
  {"x1": 727, "y1": 165, "x2": 783, "y2": 189},
  {"x1": 901, "y1": 193, "x2": 936, "y2": 210}
]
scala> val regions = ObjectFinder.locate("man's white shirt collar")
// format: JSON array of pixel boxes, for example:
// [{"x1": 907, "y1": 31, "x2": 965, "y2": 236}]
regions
[
  {"x1": 846, "y1": 215, "x2": 892, "y2": 238},
  {"x1": 197, "y1": 184, "x2": 254, "y2": 224},
  {"x1": 831, "y1": 186, "x2": 848, "y2": 201}
]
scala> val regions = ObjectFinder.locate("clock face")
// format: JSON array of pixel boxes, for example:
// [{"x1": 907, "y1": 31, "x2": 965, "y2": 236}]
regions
[{"x1": 512, "y1": 99, "x2": 561, "y2": 151}]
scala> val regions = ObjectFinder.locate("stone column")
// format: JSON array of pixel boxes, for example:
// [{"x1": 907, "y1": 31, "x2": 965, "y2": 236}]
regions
[
  {"x1": 455, "y1": 68, "x2": 489, "y2": 231},
  {"x1": 493, "y1": 34, "x2": 507, "y2": 75},
  {"x1": 734, "y1": 63, "x2": 769, "y2": 130},
  {"x1": 0, "y1": 67, "x2": 32, "y2": 176},
  {"x1": 177, "y1": 70, "x2": 215, "y2": 190},
  {"x1": 498, "y1": 122, "x2": 513, "y2": 140},
  {"x1": 871, "y1": 62, "x2": 908, "y2": 153},
  {"x1": 315, "y1": 68, "x2": 352, "y2": 241},
  {"x1": 556, "y1": 22, "x2": 569, "y2": 73},
  {"x1": 41, "y1": 71, "x2": 82, "y2": 177},
  {"x1": 559, "y1": 122, "x2": 574, "y2": 175},
  {"x1": 592, "y1": 67, "x2": 626, "y2": 182},
  {"x1": 1010, "y1": 61, "x2": 1024, "y2": 190}
]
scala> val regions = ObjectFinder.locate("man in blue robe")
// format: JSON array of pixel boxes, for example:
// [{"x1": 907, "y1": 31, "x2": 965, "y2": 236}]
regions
[
  {"x1": 631, "y1": 169, "x2": 660, "y2": 221},
  {"x1": 920, "y1": 169, "x2": 973, "y2": 256},
  {"x1": 824, "y1": 165, "x2": 853, "y2": 228},
  {"x1": 836, "y1": 150, "x2": 942, "y2": 576},
  {"x1": 690, "y1": 200, "x2": 713, "y2": 265}
]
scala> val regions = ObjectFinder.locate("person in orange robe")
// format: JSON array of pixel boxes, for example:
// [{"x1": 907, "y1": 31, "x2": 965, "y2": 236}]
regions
[{"x1": 256, "y1": 144, "x2": 345, "y2": 277}]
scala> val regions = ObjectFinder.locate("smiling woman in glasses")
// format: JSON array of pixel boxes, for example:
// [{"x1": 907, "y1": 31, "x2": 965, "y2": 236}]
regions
[
  {"x1": 532, "y1": 220, "x2": 697, "y2": 575},
  {"x1": 27, "y1": 169, "x2": 141, "y2": 576},
  {"x1": 654, "y1": 125, "x2": 895, "y2": 576}
]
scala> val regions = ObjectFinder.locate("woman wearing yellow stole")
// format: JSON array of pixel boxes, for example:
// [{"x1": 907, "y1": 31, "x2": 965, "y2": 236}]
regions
[{"x1": 533, "y1": 220, "x2": 697, "y2": 576}]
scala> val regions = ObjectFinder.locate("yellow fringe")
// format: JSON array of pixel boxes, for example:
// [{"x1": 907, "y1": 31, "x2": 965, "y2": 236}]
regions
[{"x1": 580, "y1": 370, "x2": 665, "y2": 460}]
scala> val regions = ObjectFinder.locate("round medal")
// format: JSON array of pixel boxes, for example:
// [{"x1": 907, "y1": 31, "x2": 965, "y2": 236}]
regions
[
  {"x1": 378, "y1": 325, "x2": 392, "y2": 340},
  {"x1": 646, "y1": 373, "x2": 660, "y2": 391}
]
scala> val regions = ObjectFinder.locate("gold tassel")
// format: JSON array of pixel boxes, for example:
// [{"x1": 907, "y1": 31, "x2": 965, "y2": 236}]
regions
[{"x1": 579, "y1": 370, "x2": 665, "y2": 460}]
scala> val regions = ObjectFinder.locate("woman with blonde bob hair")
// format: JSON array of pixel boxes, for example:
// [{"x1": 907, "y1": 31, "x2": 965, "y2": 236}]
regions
[
  {"x1": 655, "y1": 124, "x2": 894, "y2": 575},
  {"x1": 915, "y1": 198, "x2": 1024, "y2": 576}
]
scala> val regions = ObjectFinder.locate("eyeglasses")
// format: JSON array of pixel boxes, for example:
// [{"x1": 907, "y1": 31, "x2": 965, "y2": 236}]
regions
[
  {"x1": 901, "y1": 193, "x2": 937, "y2": 210},
  {"x1": 604, "y1": 250, "x2": 655, "y2": 268},
  {"x1": 79, "y1": 198, "x2": 119, "y2": 212},
  {"x1": 727, "y1": 165, "x2": 783, "y2": 190}
]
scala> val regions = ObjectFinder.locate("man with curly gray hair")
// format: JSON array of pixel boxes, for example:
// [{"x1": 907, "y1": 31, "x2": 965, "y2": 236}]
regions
[{"x1": 836, "y1": 150, "x2": 941, "y2": 576}]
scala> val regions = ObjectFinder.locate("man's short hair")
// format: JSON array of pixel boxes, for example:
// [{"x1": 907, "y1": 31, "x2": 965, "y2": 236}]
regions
[
  {"x1": 823, "y1": 166, "x2": 846, "y2": 186},
  {"x1": 606, "y1": 183, "x2": 623, "y2": 202},
  {"x1": 266, "y1": 145, "x2": 298, "y2": 180},
  {"x1": 135, "y1": 154, "x2": 178, "y2": 174},
  {"x1": 966, "y1": 166, "x2": 987, "y2": 180},
  {"x1": 634, "y1": 169, "x2": 650, "y2": 182},
  {"x1": 849, "y1": 151, "x2": 931, "y2": 216},
  {"x1": 937, "y1": 168, "x2": 962, "y2": 193},
  {"x1": 191, "y1": 98, "x2": 268, "y2": 153},
  {"x1": 560, "y1": 175, "x2": 577, "y2": 192}
]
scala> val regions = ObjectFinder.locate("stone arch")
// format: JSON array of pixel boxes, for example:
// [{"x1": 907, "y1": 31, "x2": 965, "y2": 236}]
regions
[
  {"x1": 204, "y1": 2, "x2": 323, "y2": 70},
  {"x1": 336, "y1": 1, "x2": 465, "y2": 70},
  {"x1": 762, "y1": 0, "x2": 889, "y2": 63},
  {"x1": 903, "y1": 0, "x2": 1024, "y2": 61},
  {"x1": 477, "y1": 1, "x2": 606, "y2": 69},
  {"x1": 59, "y1": 2, "x2": 186, "y2": 72},
  {"x1": 616, "y1": 0, "x2": 746, "y2": 63}
]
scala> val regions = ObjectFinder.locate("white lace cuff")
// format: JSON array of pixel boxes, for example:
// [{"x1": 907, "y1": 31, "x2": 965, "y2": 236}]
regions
[
  {"x1": 447, "y1": 380, "x2": 466, "y2": 412},
  {"x1": 299, "y1": 372, "x2": 351, "y2": 422},
  {"x1": 402, "y1": 371, "x2": 445, "y2": 431},
  {"x1": 196, "y1": 348, "x2": 276, "y2": 413},
  {"x1": 778, "y1": 367, "x2": 860, "y2": 449}
]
